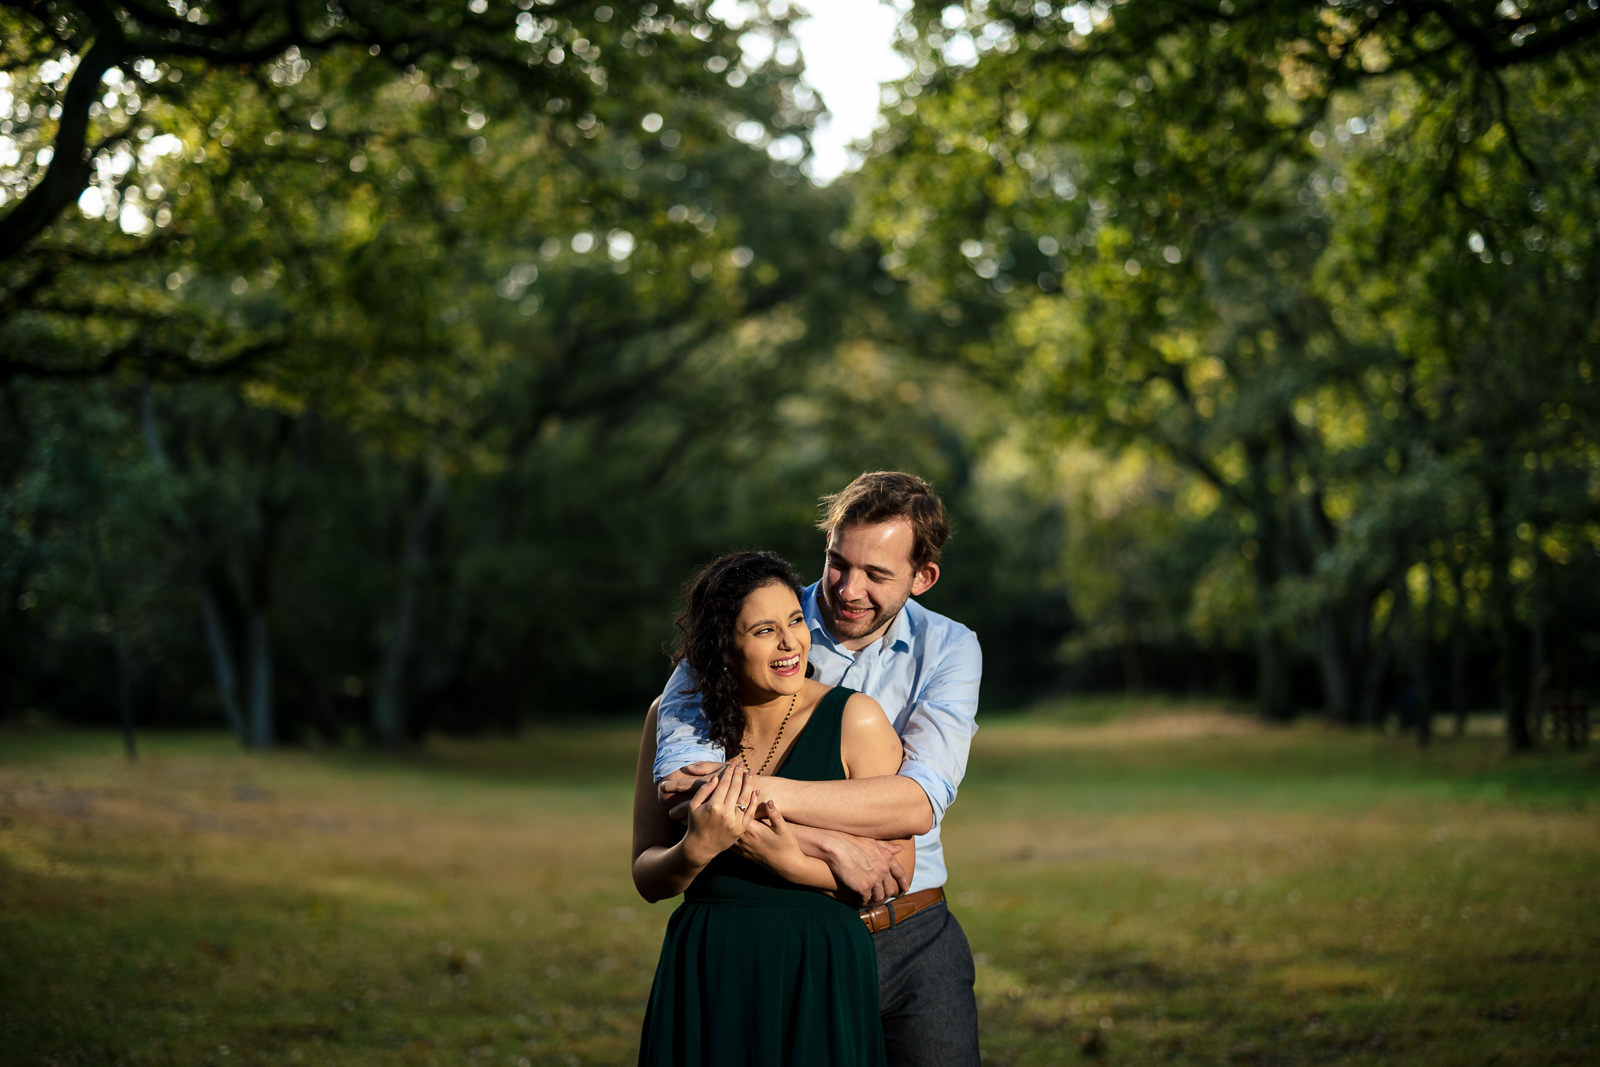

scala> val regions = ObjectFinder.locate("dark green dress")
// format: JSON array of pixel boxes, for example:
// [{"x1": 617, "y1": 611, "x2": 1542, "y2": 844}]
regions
[{"x1": 639, "y1": 686, "x2": 886, "y2": 1067}]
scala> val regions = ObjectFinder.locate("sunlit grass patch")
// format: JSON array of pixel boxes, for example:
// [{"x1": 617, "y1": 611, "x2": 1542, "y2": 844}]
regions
[
  {"x1": 2, "y1": 709, "x2": 1597, "y2": 1065},
  {"x1": 950, "y1": 715, "x2": 1599, "y2": 1065},
  {"x1": 0, "y1": 729, "x2": 650, "y2": 1065}
]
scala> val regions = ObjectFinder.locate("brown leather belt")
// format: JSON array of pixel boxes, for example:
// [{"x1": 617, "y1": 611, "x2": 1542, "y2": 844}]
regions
[{"x1": 859, "y1": 887, "x2": 944, "y2": 934}]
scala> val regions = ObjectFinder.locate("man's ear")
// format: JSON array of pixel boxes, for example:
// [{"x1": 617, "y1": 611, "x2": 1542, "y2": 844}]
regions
[{"x1": 910, "y1": 561, "x2": 940, "y2": 597}]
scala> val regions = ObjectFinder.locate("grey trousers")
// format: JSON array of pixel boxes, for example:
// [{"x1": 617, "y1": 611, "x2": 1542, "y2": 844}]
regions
[{"x1": 872, "y1": 900, "x2": 981, "y2": 1067}]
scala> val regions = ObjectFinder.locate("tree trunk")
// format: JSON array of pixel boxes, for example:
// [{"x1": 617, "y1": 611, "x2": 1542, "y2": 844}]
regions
[
  {"x1": 1245, "y1": 469, "x2": 1294, "y2": 721},
  {"x1": 1357, "y1": 583, "x2": 1400, "y2": 728},
  {"x1": 1413, "y1": 566, "x2": 1436, "y2": 748},
  {"x1": 145, "y1": 388, "x2": 253, "y2": 743},
  {"x1": 240, "y1": 417, "x2": 294, "y2": 748},
  {"x1": 113, "y1": 625, "x2": 138, "y2": 761},
  {"x1": 1496, "y1": 617, "x2": 1533, "y2": 751},
  {"x1": 90, "y1": 517, "x2": 137, "y2": 759},
  {"x1": 1315, "y1": 608, "x2": 1356, "y2": 724},
  {"x1": 0, "y1": 616, "x2": 14, "y2": 722},
  {"x1": 1357, "y1": 629, "x2": 1393, "y2": 728},
  {"x1": 1486, "y1": 484, "x2": 1534, "y2": 751},
  {"x1": 1255, "y1": 626, "x2": 1293, "y2": 720},
  {"x1": 373, "y1": 473, "x2": 447, "y2": 746},
  {"x1": 246, "y1": 607, "x2": 274, "y2": 748},
  {"x1": 1446, "y1": 559, "x2": 1469, "y2": 736},
  {"x1": 1118, "y1": 617, "x2": 1145, "y2": 693},
  {"x1": 198, "y1": 587, "x2": 247, "y2": 742},
  {"x1": 1528, "y1": 618, "x2": 1549, "y2": 744},
  {"x1": 142, "y1": 390, "x2": 293, "y2": 747}
]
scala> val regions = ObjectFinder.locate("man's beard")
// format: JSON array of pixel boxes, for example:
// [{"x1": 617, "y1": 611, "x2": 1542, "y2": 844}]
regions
[{"x1": 822, "y1": 589, "x2": 906, "y2": 644}]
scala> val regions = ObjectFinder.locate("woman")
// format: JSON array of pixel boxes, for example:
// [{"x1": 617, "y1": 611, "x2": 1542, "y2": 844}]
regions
[{"x1": 632, "y1": 551, "x2": 911, "y2": 1066}]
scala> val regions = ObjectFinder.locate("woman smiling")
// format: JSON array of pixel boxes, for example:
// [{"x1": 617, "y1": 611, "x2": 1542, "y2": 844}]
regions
[{"x1": 632, "y1": 551, "x2": 910, "y2": 1066}]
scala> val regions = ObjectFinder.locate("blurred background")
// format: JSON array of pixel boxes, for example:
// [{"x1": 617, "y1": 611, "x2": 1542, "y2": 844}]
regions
[{"x1": 3, "y1": 0, "x2": 1597, "y2": 751}]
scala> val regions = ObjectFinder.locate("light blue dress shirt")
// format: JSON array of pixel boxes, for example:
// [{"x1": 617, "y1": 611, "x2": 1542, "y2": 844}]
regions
[{"x1": 654, "y1": 581, "x2": 982, "y2": 894}]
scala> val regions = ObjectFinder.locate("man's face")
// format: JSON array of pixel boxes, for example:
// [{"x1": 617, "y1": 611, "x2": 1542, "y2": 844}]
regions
[{"x1": 820, "y1": 519, "x2": 939, "y2": 652}]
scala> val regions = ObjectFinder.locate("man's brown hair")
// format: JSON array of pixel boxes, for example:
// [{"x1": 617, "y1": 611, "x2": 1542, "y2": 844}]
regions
[{"x1": 815, "y1": 471, "x2": 951, "y2": 569}]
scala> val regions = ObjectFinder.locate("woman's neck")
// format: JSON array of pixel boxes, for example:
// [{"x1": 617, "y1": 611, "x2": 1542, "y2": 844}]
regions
[
  {"x1": 741, "y1": 692, "x2": 794, "y2": 718},
  {"x1": 738, "y1": 676, "x2": 807, "y2": 717}
]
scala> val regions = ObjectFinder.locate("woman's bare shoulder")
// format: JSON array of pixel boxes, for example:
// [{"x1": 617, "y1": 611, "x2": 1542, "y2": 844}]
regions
[
  {"x1": 838, "y1": 691, "x2": 899, "y2": 777},
  {"x1": 840, "y1": 691, "x2": 893, "y2": 736}
]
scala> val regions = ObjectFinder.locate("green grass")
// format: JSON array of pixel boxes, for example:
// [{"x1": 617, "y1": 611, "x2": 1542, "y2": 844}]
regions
[{"x1": 2, "y1": 703, "x2": 1597, "y2": 1065}]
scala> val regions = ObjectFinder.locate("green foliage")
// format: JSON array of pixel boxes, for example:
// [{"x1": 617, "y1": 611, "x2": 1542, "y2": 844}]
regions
[
  {"x1": 2, "y1": 0, "x2": 956, "y2": 739},
  {"x1": 5, "y1": 0, "x2": 1599, "y2": 742},
  {"x1": 852, "y1": 0, "x2": 1600, "y2": 730}
]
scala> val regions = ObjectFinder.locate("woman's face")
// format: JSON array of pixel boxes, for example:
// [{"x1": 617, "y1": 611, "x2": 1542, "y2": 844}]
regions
[{"x1": 731, "y1": 581, "x2": 810, "y2": 702}]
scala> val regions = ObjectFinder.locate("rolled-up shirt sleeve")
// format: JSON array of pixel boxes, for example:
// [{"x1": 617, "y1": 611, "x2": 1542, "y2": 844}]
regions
[
  {"x1": 895, "y1": 631, "x2": 982, "y2": 828},
  {"x1": 652, "y1": 660, "x2": 725, "y2": 781}
]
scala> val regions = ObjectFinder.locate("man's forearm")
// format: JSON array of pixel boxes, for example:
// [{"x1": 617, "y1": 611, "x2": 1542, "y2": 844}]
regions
[
  {"x1": 749, "y1": 773, "x2": 933, "y2": 838},
  {"x1": 778, "y1": 822, "x2": 910, "y2": 905}
]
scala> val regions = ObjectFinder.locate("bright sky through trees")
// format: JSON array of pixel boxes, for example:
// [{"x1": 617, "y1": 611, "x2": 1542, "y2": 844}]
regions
[
  {"x1": 714, "y1": 0, "x2": 910, "y2": 183},
  {"x1": 789, "y1": 0, "x2": 909, "y2": 182}
]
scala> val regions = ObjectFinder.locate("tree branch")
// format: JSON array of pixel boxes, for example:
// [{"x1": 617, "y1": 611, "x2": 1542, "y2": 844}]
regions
[
  {"x1": 0, "y1": 335, "x2": 282, "y2": 384},
  {"x1": 0, "y1": 34, "x2": 124, "y2": 261}
]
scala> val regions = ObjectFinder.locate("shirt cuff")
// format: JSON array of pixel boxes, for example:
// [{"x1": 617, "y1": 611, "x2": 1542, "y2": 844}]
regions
[
  {"x1": 897, "y1": 758, "x2": 956, "y2": 827},
  {"x1": 653, "y1": 725, "x2": 721, "y2": 781}
]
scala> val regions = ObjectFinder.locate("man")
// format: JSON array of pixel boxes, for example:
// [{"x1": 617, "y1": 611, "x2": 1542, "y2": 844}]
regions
[{"x1": 654, "y1": 470, "x2": 982, "y2": 1066}]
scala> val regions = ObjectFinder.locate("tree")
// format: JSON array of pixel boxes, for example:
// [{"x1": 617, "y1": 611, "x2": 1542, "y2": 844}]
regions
[
  {"x1": 1, "y1": 3, "x2": 803, "y2": 248},
  {"x1": 853, "y1": 0, "x2": 1600, "y2": 733},
  {"x1": 0, "y1": 0, "x2": 870, "y2": 742}
]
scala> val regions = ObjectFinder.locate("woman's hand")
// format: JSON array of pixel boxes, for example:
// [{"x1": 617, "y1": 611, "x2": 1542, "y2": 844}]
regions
[
  {"x1": 734, "y1": 799, "x2": 808, "y2": 876},
  {"x1": 681, "y1": 764, "x2": 759, "y2": 866}
]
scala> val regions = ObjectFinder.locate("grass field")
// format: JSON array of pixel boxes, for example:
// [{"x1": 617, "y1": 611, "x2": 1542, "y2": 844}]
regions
[{"x1": 2, "y1": 701, "x2": 1597, "y2": 1066}]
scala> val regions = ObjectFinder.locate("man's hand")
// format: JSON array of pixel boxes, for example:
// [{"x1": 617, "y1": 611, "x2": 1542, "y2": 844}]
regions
[
  {"x1": 818, "y1": 831, "x2": 910, "y2": 908},
  {"x1": 732, "y1": 800, "x2": 809, "y2": 876},
  {"x1": 658, "y1": 761, "x2": 728, "y2": 819}
]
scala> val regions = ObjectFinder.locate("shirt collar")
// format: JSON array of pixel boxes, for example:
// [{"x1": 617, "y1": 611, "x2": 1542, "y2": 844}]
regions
[{"x1": 803, "y1": 582, "x2": 915, "y2": 656}]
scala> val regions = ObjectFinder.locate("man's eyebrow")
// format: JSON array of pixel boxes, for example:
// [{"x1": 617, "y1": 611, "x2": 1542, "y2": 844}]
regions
[{"x1": 828, "y1": 552, "x2": 897, "y2": 578}]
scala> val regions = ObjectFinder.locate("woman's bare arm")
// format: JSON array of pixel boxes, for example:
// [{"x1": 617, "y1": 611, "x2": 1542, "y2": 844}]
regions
[
  {"x1": 632, "y1": 704, "x2": 756, "y2": 902},
  {"x1": 736, "y1": 693, "x2": 915, "y2": 895},
  {"x1": 661, "y1": 766, "x2": 933, "y2": 838},
  {"x1": 838, "y1": 693, "x2": 916, "y2": 880}
]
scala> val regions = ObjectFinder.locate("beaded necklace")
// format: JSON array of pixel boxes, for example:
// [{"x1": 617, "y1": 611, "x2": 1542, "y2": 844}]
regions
[{"x1": 740, "y1": 691, "x2": 797, "y2": 775}]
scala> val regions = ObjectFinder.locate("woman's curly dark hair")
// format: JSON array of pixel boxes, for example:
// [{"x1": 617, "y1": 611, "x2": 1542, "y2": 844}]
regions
[{"x1": 672, "y1": 550, "x2": 806, "y2": 759}]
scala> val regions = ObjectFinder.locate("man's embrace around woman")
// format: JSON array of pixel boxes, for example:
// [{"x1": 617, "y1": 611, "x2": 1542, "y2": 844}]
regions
[{"x1": 631, "y1": 471, "x2": 983, "y2": 1066}]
